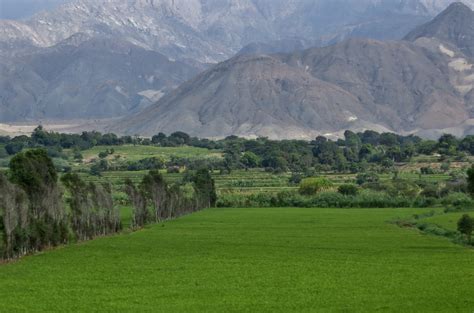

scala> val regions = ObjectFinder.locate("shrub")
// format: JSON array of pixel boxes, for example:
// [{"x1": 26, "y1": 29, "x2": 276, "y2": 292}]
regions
[
  {"x1": 457, "y1": 214, "x2": 474, "y2": 243},
  {"x1": 299, "y1": 177, "x2": 333, "y2": 195},
  {"x1": 338, "y1": 184, "x2": 359, "y2": 196},
  {"x1": 441, "y1": 192, "x2": 473, "y2": 207},
  {"x1": 356, "y1": 172, "x2": 379, "y2": 185}
]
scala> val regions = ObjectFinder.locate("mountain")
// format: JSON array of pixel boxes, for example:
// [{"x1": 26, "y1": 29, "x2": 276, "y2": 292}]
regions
[
  {"x1": 1, "y1": 0, "x2": 474, "y2": 124},
  {"x1": 2, "y1": 0, "x2": 474, "y2": 62},
  {"x1": 112, "y1": 2, "x2": 474, "y2": 139},
  {"x1": 0, "y1": 35, "x2": 199, "y2": 121},
  {"x1": 237, "y1": 38, "x2": 320, "y2": 56},
  {"x1": 405, "y1": 2, "x2": 474, "y2": 57}
]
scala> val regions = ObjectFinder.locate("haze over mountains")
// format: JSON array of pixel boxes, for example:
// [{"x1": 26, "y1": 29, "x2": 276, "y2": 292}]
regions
[{"x1": 1, "y1": 0, "x2": 474, "y2": 138}]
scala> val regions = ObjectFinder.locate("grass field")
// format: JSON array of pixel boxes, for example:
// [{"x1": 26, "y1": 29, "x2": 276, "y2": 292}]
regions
[
  {"x1": 422, "y1": 212, "x2": 467, "y2": 232},
  {"x1": 0, "y1": 207, "x2": 473, "y2": 312}
]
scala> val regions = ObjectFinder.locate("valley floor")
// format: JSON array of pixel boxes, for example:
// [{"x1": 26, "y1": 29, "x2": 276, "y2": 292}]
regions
[{"x1": 0, "y1": 208, "x2": 473, "y2": 312}]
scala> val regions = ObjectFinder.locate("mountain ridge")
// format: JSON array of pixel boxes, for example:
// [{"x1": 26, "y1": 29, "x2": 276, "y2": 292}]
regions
[{"x1": 111, "y1": 2, "x2": 474, "y2": 139}]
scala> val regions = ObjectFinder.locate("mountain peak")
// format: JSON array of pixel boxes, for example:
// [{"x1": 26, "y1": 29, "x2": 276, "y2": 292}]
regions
[
  {"x1": 444, "y1": 1, "x2": 472, "y2": 11},
  {"x1": 405, "y1": 1, "x2": 474, "y2": 56}
]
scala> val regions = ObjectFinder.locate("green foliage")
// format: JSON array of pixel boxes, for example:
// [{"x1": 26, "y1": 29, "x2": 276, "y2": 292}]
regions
[
  {"x1": 193, "y1": 168, "x2": 217, "y2": 208},
  {"x1": 299, "y1": 177, "x2": 333, "y2": 195},
  {"x1": 241, "y1": 151, "x2": 261, "y2": 168},
  {"x1": 457, "y1": 214, "x2": 474, "y2": 242},
  {"x1": 467, "y1": 165, "x2": 474, "y2": 196},
  {"x1": 338, "y1": 184, "x2": 359, "y2": 196},
  {"x1": 356, "y1": 172, "x2": 379, "y2": 185},
  {"x1": 9, "y1": 149, "x2": 58, "y2": 204}
]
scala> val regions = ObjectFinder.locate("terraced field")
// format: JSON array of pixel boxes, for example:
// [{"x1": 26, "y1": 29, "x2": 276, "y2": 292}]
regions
[
  {"x1": 0, "y1": 207, "x2": 473, "y2": 312},
  {"x1": 81, "y1": 145, "x2": 221, "y2": 162}
]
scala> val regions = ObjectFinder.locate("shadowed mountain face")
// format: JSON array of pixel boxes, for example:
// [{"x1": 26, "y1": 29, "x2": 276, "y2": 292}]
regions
[{"x1": 113, "y1": 3, "x2": 474, "y2": 139}]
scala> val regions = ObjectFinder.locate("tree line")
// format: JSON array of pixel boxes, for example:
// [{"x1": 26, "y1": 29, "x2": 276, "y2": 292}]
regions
[
  {"x1": 0, "y1": 149, "x2": 216, "y2": 260},
  {"x1": 2, "y1": 128, "x2": 474, "y2": 173}
]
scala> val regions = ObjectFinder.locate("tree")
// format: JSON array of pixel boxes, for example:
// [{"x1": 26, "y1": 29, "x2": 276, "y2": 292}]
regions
[
  {"x1": 7, "y1": 149, "x2": 66, "y2": 254},
  {"x1": 467, "y1": 165, "x2": 474, "y2": 196},
  {"x1": 457, "y1": 214, "x2": 473, "y2": 243},
  {"x1": 0, "y1": 173, "x2": 29, "y2": 258},
  {"x1": 438, "y1": 134, "x2": 458, "y2": 155},
  {"x1": 241, "y1": 152, "x2": 261, "y2": 169},
  {"x1": 193, "y1": 168, "x2": 217, "y2": 208},
  {"x1": 9, "y1": 149, "x2": 61, "y2": 218},
  {"x1": 152, "y1": 132, "x2": 167, "y2": 145},
  {"x1": 124, "y1": 179, "x2": 149, "y2": 228},
  {"x1": 141, "y1": 170, "x2": 168, "y2": 221}
]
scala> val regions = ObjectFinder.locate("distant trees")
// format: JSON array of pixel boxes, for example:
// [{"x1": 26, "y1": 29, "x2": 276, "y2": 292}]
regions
[
  {"x1": 457, "y1": 214, "x2": 473, "y2": 243},
  {"x1": 467, "y1": 165, "x2": 474, "y2": 196}
]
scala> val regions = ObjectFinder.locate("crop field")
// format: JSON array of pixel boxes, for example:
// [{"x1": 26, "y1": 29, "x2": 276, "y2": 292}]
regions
[
  {"x1": 422, "y1": 212, "x2": 467, "y2": 232},
  {"x1": 80, "y1": 145, "x2": 221, "y2": 162},
  {"x1": 0, "y1": 207, "x2": 473, "y2": 312}
]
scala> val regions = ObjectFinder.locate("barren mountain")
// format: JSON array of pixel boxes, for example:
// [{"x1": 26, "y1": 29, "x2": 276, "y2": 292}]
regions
[
  {"x1": 1, "y1": 0, "x2": 474, "y2": 124},
  {"x1": 113, "y1": 2, "x2": 474, "y2": 139},
  {"x1": 0, "y1": 35, "x2": 199, "y2": 121},
  {"x1": 2, "y1": 0, "x2": 473, "y2": 62},
  {"x1": 405, "y1": 1, "x2": 474, "y2": 57}
]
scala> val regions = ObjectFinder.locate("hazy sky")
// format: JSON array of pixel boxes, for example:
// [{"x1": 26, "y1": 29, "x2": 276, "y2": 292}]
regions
[{"x1": 0, "y1": 0, "x2": 69, "y2": 20}]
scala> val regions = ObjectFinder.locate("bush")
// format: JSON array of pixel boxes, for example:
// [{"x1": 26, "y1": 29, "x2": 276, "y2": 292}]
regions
[
  {"x1": 338, "y1": 184, "x2": 358, "y2": 196},
  {"x1": 299, "y1": 177, "x2": 333, "y2": 195},
  {"x1": 356, "y1": 172, "x2": 379, "y2": 185},
  {"x1": 441, "y1": 192, "x2": 473, "y2": 207}
]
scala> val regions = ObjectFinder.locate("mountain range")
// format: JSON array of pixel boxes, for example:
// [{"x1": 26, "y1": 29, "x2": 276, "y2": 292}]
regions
[
  {"x1": 1, "y1": 0, "x2": 474, "y2": 138},
  {"x1": 113, "y1": 2, "x2": 474, "y2": 139}
]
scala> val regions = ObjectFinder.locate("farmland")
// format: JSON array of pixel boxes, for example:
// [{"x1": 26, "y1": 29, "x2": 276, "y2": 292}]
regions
[
  {"x1": 1, "y1": 131, "x2": 474, "y2": 312},
  {"x1": 1, "y1": 207, "x2": 473, "y2": 312}
]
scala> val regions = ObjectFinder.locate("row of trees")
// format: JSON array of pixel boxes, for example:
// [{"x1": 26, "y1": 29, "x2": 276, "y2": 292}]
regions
[
  {"x1": 0, "y1": 150, "x2": 69, "y2": 258},
  {"x1": 0, "y1": 149, "x2": 217, "y2": 259},
  {"x1": 124, "y1": 169, "x2": 216, "y2": 228},
  {"x1": 3, "y1": 128, "x2": 474, "y2": 171}
]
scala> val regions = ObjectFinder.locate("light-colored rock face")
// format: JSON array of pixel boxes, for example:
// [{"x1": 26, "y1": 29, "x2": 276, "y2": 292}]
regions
[{"x1": 2, "y1": 0, "x2": 474, "y2": 62}]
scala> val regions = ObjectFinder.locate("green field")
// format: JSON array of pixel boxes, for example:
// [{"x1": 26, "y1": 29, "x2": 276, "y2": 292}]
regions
[
  {"x1": 422, "y1": 212, "x2": 468, "y2": 232},
  {"x1": 0, "y1": 207, "x2": 473, "y2": 312},
  {"x1": 81, "y1": 145, "x2": 221, "y2": 162}
]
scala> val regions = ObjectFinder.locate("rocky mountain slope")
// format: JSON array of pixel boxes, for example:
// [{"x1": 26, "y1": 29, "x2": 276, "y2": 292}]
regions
[
  {"x1": 113, "y1": 2, "x2": 474, "y2": 139},
  {"x1": 2, "y1": 0, "x2": 473, "y2": 62},
  {"x1": 1, "y1": 0, "x2": 474, "y2": 125},
  {"x1": 405, "y1": 1, "x2": 474, "y2": 57},
  {"x1": 0, "y1": 35, "x2": 199, "y2": 121}
]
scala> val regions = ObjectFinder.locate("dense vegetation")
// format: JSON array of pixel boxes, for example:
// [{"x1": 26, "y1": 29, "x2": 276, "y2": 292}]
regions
[
  {"x1": 0, "y1": 148, "x2": 216, "y2": 260},
  {"x1": 2, "y1": 126, "x2": 474, "y2": 258}
]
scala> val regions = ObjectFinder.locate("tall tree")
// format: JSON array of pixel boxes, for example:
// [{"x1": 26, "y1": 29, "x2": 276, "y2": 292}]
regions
[{"x1": 193, "y1": 168, "x2": 217, "y2": 208}]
